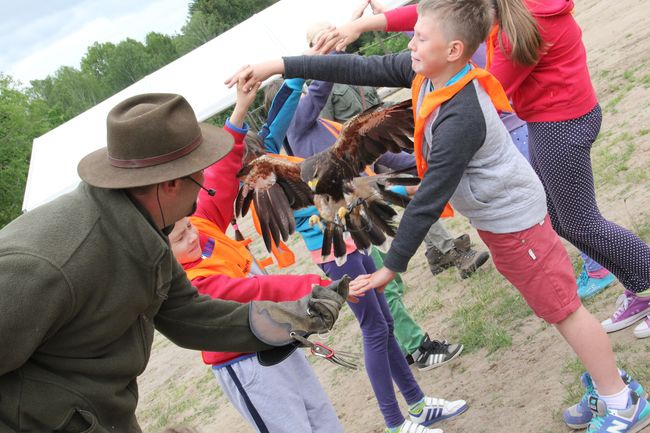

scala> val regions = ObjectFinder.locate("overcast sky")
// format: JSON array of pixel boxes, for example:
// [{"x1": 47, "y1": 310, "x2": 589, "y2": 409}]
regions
[{"x1": 0, "y1": 0, "x2": 189, "y2": 85}]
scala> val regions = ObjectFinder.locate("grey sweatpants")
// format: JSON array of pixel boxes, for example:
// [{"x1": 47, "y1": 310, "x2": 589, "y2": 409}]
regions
[{"x1": 212, "y1": 350, "x2": 343, "y2": 433}]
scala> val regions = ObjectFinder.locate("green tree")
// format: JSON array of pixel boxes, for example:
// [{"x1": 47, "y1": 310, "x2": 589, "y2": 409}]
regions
[
  {"x1": 175, "y1": 11, "x2": 222, "y2": 54},
  {"x1": 176, "y1": 0, "x2": 278, "y2": 53},
  {"x1": 145, "y1": 32, "x2": 181, "y2": 70},
  {"x1": 0, "y1": 74, "x2": 52, "y2": 227},
  {"x1": 31, "y1": 66, "x2": 104, "y2": 124}
]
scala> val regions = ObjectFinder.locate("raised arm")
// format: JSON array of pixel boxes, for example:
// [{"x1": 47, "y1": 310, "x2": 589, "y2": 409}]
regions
[
  {"x1": 312, "y1": 3, "x2": 417, "y2": 53},
  {"x1": 384, "y1": 4, "x2": 418, "y2": 32},
  {"x1": 260, "y1": 78, "x2": 304, "y2": 154},
  {"x1": 194, "y1": 78, "x2": 261, "y2": 231}
]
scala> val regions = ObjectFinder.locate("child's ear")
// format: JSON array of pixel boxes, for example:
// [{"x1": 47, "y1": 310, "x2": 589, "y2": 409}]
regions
[{"x1": 448, "y1": 40, "x2": 465, "y2": 62}]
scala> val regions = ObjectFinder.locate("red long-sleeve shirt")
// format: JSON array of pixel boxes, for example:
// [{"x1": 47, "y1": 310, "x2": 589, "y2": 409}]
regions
[{"x1": 384, "y1": 0, "x2": 597, "y2": 121}]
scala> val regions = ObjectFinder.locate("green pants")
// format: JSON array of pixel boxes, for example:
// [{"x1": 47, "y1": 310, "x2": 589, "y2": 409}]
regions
[{"x1": 370, "y1": 247, "x2": 424, "y2": 355}]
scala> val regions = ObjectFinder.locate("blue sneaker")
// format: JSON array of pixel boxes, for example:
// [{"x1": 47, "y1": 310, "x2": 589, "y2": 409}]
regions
[
  {"x1": 409, "y1": 396, "x2": 468, "y2": 426},
  {"x1": 564, "y1": 371, "x2": 646, "y2": 429},
  {"x1": 586, "y1": 392, "x2": 650, "y2": 433},
  {"x1": 577, "y1": 268, "x2": 616, "y2": 299}
]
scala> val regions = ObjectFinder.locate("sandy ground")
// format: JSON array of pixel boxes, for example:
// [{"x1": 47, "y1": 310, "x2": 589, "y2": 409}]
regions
[{"x1": 136, "y1": 1, "x2": 650, "y2": 432}]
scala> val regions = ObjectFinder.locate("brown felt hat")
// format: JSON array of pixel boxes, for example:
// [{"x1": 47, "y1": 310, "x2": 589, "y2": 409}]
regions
[{"x1": 78, "y1": 93, "x2": 233, "y2": 189}]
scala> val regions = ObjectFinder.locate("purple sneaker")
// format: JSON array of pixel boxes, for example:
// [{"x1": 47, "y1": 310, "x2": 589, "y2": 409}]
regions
[{"x1": 601, "y1": 291, "x2": 650, "y2": 333}]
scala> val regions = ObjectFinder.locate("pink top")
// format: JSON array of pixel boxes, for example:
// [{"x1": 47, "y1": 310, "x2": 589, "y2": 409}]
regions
[{"x1": 384, "y1": 0, "x2": 598, "y2": 122}]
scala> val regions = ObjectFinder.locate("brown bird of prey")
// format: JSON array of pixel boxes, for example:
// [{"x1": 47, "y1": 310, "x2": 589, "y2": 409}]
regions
[{"x1": 235, "y1": 99, "x2": 417, "y2": 265}]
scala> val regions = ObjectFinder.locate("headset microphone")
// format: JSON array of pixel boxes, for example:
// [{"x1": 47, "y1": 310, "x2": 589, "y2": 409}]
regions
[{"x1": 185, "y1": 176, "x2": 216, "y2": 196}]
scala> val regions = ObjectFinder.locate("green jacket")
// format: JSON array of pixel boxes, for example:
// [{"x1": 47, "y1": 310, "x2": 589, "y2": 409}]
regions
[
  {"x1": 0, "y1": 183, "x2": 269, "y2": 432},
  {"x1": 320, "y1": 83, "x2": 381, "y2": 123}
]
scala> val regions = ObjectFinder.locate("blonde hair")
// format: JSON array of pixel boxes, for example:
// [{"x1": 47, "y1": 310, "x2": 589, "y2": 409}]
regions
[
  {"x1": 417, "y1": 0, "x2": 492, "y2": 58},
  {"x1": 491, "y1": 0, "x2": 543, "y2": 66},
  {"x1": 306, "y1": 21, "x2": 332, "y2": 47},
  {"x1": 262, "y1": 77, "x2": 285, "y2": 118}
]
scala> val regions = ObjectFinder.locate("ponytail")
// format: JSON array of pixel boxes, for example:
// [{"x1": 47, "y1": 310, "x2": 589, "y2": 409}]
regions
[{"x1": 492, "y1": 0, "x2": 543, "y2": 66}]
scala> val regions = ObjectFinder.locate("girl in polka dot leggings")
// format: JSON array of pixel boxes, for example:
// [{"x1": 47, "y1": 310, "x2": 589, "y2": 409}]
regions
[{"x1": 487, "y1": 0, "x2": 650, "y2": 342}]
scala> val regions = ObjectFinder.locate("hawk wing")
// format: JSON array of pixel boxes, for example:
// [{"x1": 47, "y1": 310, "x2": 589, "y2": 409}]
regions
[
  {"x1": 236, "y1": 155, "x2": 314, "y2": 252},
  {"x1": 314, "y1": 99, "x2": 414, "y2": 197}
]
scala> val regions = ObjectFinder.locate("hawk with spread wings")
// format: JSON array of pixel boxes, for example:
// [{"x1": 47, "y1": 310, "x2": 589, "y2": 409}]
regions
[{"x1": 236, "y1": 99, "x2": 417, "y2": 265}]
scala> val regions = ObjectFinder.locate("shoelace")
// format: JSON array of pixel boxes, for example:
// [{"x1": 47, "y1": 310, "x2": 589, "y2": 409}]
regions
[
  {"x1": 577, "y1": 271, "x2": 589, "y2": 286},
  {"x1": 612, "y1": 293, "x2": 632, "y2": 320},
  {"x1": 588, "y1": 414, "x2": 605, "y2": 431},
  {"x1": 428, "y1": 339, "x2": 450, "y2": 353},
  {"x1": 581, "y1": 375, "x2": 596, "y2": 403}
]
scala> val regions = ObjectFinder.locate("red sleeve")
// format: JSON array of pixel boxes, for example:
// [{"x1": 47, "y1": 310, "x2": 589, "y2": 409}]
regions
[
  {"x1": 384, "y1": 4, "x2": 418, "y2": 32},
  {"x1": 488, "y1": 30, "x2": 536, "y2": 101},
  {"x1": 193, "y1": 124, "x2": 245, "y2": 232},
  {"x1": 193, "y1": 273, "x2": 331, "y2": 303}
]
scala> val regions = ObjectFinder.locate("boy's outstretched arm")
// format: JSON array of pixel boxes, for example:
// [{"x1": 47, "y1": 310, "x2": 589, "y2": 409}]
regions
[
  {"x1": 283, "y1": 52, "x2": 414, "y2": 89},
  {"x1": 225, "y1": 60, "x2": 285, "y2": 92},
  {"x1": 226, "y1": 52, "x2": 414, "y2": 95},
  {"x1": 358, "y1": 98, "x2": 487, "y2": 292}
]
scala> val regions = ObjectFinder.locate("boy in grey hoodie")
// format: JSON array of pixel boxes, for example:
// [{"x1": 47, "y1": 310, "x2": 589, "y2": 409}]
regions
[{"x1": 226, "y1": 1, "x2": 649, "y2": 432}]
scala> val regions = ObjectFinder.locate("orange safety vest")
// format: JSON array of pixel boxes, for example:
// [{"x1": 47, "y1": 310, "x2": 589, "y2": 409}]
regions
[
  {"x1": 186, "y1": 216, "x2": 254, "y2": 281},
  {"x1": 411, "y1": 68, "x2": 513, "y2": 218}
]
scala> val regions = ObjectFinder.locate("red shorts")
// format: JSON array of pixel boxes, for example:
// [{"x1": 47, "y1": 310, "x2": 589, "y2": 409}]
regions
[{"x1": 477, "y1": 215, "x2": 581, "y2": 324}]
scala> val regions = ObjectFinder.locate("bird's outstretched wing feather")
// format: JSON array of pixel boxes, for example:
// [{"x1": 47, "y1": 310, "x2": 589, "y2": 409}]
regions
[{"x1": 236, "y1": 155, "x2": 313, "y2": 252}]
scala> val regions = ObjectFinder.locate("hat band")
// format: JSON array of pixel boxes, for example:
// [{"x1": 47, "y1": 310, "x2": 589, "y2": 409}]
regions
[{"x1": 108, "y1": 134, "x2": 203, "y2": 168}]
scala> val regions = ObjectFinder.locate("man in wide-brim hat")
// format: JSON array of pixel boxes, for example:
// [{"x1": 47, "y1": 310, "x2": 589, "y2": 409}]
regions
[{"x1": 0, "y1": 93, "x2": 348, "y2": 432}]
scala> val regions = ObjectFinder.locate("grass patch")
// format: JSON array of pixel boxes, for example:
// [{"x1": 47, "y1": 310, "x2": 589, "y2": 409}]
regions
[
  {"x1": 450, "y1": 266, "x2": 531, "y2": 354},
  {"x1": 592, "y1": 132, "x2": 637, "y2": 187},
  {"x1": 630, "y1": 212, "x2": 650, "y2": 242},
  {"x1": 562, "y1": 358, "x2": 586, "y2": 406},
  {"x1": 138, "y1": 369, "x2": 222, "y2": 432}
]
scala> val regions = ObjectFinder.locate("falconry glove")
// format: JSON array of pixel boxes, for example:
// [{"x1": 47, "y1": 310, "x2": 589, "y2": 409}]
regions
[{"x1": 249, "y1": 276, "x2": 350, "y2": 346}]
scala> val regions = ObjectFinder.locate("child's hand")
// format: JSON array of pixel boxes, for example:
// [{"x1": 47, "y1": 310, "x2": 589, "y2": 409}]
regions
[
  {"x1": 313, "y1": 22, "x2": 362, "y2": 54},
  {"x1": 349, "y1": 267, "x2": 396, "y2": 294},
  {"x1": 369, "y1": 0, "x2": 387, "y2": 14},
  {"x1": 236, "y1": 75, "x2": 260, "y2": 110},
  {"x1": 350, "y1": 0, "x2": 371, "y2": 21},
  {"x1": 230, "y1": 75, "x2": 261, "y2": 128},
  {"x1": 348, "y1": 275, "x2": 371, "y2": 302},
  {"x1": 225, "y1": 60, "x2": 285, "y2": 91}
]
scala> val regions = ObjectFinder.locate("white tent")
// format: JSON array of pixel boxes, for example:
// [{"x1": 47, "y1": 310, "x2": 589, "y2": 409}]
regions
[{"x1": 22, "y1": 0, "x2": 411, "y2": 211}]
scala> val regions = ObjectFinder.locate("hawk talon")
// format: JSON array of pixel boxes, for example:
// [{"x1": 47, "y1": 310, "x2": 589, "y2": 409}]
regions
[
  {"x1": 309, "y1": 214, "x2": 323, "y2": 230},
  {"x1": 337, "y1": 207, "x2": 348, "y2": 221}
]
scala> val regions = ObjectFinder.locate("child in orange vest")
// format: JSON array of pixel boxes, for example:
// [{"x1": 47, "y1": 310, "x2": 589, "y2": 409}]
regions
[
  {"x1": 225, "y1": 1, "x2": 649, "y2": 432},
  {"x1": 169, "y1": 77, "x2": 343, "y2": 433}
]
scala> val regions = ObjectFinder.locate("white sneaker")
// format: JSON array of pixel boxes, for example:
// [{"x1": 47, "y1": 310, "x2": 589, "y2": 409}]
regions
[
  {"x1": 633, "y1": 315, "x2": 650, "y2": 338},
  {"x1": 409, "y1": 396, "x2": 469, "y2": 426},
  {"x1": 387, "y1": 420, "x2": 443, "y2": 433}
]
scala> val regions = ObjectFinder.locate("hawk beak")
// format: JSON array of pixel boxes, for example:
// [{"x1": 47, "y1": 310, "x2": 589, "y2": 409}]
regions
[{"x1": 308, "y1": 179, "x2": 318, "y2": 190}]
